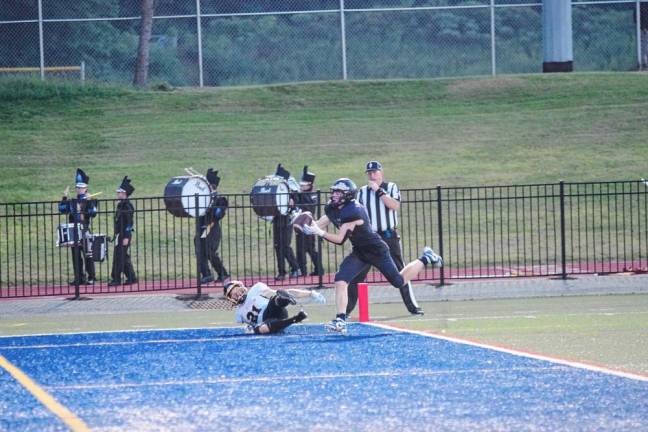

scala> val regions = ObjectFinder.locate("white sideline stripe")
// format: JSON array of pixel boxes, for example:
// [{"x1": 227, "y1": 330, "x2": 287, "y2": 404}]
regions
[
  {"x1": 0, "y1": 333, "x2": 320, "y2": 350},
  {"x1": 0, "y1": 324, "x2": 246, "y2": 339},
  {"x1": 47, "y1": 365, "x2": 562, "y2": 391},
  {"x1": 368, "y1": 322, "x2": 648, "y2": 382},
  {"x1": 393, "y1": 310, "x2": 648, "y2": 323}
]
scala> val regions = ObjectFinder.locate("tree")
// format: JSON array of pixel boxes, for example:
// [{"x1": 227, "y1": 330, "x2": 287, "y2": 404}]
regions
[{"x1": 134, "y1": 0, "x2": 155, "y2": 87}]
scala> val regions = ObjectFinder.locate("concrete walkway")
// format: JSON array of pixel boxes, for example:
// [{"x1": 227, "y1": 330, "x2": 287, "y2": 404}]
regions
[{"x1": 0, "y1": 274, "x2": 646, "y2": 317}]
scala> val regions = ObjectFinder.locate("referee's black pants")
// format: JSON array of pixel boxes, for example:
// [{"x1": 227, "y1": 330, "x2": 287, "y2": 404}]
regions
[{"x1": 346, "y1": 232, "x2": 420, "y2": 315}]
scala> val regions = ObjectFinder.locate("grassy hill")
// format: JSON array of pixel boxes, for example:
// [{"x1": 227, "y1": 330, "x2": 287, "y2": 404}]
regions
[{"x1": 1, "y1": 73, "x2": 648, "y2": 202}]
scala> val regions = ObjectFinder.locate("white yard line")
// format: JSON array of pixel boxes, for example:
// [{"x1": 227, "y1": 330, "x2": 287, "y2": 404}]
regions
[{"x1": 369, "y1": 322, "x2": 648, "y2": 382}]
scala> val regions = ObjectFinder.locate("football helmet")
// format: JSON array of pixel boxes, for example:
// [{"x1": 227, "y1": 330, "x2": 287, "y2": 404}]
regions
[
  {"x1": 223, "y1": 280, "x2": 247, "y2": 305},
  {"x1": 329, "y1": 178, "x2": 357, "y2": 208}
]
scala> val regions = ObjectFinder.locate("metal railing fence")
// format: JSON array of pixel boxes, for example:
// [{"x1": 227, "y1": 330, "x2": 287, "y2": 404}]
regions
[
  {"x1": 1, "y1": 180, "x2": 646, "y2": 298},
  {"x1": 1, "y1": 1, "x2": 647, "y2": 86}
]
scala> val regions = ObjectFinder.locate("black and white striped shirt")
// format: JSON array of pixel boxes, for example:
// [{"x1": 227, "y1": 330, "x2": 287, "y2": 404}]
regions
[{"x1": 357, "y1": 182, "x2": 400, "y2": 232}]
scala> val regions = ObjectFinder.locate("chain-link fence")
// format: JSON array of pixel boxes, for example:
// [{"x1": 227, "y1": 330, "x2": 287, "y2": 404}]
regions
[{"x1": 1, "y1": 0, "x2": 647, "y2": 86}]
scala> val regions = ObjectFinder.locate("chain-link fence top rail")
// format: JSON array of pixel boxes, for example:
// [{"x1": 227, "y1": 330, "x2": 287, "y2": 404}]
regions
[
  {"x1": 1, "y1": 181, "x2": 646, "y2": 297},
  {"x1": 1, "y1": 1, "x2": 647, "y2": 86}
]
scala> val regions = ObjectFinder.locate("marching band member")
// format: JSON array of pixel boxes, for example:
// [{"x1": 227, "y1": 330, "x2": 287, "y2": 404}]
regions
[
  {"x1": 195, "y1": 168, "x2": 229, "y2": 284},
  {"x1": 58, "y1": 168, "x2": 97, "y2": 285},
  {"x1": 294, "y1": 166, "x2": 323, "y2": 276},
  {"x1": 272, "y1": 164, "x2": 301, "y2": 280},
  {"x1": 108, "y1": 176, "x2": 137, "y2": 286}
]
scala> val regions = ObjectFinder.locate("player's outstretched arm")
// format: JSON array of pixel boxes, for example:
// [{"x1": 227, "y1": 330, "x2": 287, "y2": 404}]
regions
[
  {"x1": 304, "y1": 220, "x2": 360, "y2": 245},
  {"x1": 314, "y1": 214, "x2": 330, "y2": 229},
  {"x1": 286, "y1": 288, "x2": 326, "y2": 304}
]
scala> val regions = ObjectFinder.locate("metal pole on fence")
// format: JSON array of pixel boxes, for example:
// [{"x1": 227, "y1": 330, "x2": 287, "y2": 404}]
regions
[
  {"x1": 37, "y1": 0, "x2": 45, "y2": 81},
  {"x1": 80, "y1": 61, "x2": 85, "y2": 83},
  {"x1": 559, "y1": 180, "x2": 567, "y2": 279},
  {"x1": 436, "y1": 185, "x2": 445, "y2": 286},
  {"x1": 490, "y1": 0, "x2": 496, "y2": 76},
  {"x1": 316, "y1": 189, "x2": 324, "y2": 288},
  {"x1": 195, "y1": 193, "x2": 203, "y2": 297},
  {"x1": 637, "y1": 0, "x2": 643, "y2": 70},
  {"x1": 339, "y1": 0, "x2": 348, "y2": 80},
  {"x1": 196, "y1": 0, "x2": 204, "y2": 87}
]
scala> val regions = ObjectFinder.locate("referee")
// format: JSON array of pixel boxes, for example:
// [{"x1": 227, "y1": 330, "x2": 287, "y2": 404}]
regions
[{"x1": 346, "y1": 160, "x2": 424, "y2": 315}]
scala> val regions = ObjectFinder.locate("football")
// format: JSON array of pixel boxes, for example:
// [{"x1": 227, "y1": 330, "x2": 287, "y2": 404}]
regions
[{"x1": 292, "y1": 212, "x2": 313, "y2": 233}]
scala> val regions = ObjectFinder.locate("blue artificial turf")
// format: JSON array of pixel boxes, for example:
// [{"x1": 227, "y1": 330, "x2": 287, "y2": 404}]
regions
[{"x1": 1, "y1": 324, "x2": 647, "y2": 431}]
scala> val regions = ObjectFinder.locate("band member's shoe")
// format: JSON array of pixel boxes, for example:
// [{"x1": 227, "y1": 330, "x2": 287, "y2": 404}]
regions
[
  {"x1": 274, "y1": 273, "x2": 286, "y2": 281},
  {"x1": 294, "y1": 310, "x2": 308, "y2": 323},
  {"x1": 107, "y1": 280, "x2": 121, "y2": 287},
  {"x1": 86, "y1": 278, "x2": 96, "y2": 285},
  {"x1": 410, "y1": 307, "x2": 425, "y2": 315},
  {"x1": 200, "y1": 275, "x2": 214, "y2": 284},
  {"x1": 289, "y1": 269, "x2": 302, "y2": 278},
  {"x1": 216, "y1": 272, "x2": 230, "y2": 282},
  {"x1": 325, "y1": 318, "x2": 347, "y2": 335},
  {"x1": 69, "y1": 279, "x2": 86, "y2": 286},
  {"x1": 421, "y1": 247, "x2": 443, "y2": 268},
  {"x1": 124, "y1": 278, "x2": 138, "y2": 285}
]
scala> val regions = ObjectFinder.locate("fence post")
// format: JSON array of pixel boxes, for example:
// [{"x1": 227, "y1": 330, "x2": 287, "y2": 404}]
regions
[
  {"x1": 559, "y1": 180, "x2": 567, "y2": 279},
  {"x1": 339, "y1": 0, "x2": 348, "y2": 80},
  {"x1": 490, "y1": 0, "x2": 496, "y2": 76},
  {"x1": 196, "y1": 0, "x2": 204, "y2": 87},
  {"x1": 636, "y1": 0, "x2": 642, "y2": 70},
  {"x1": 37, "y1": 0, "x2": 45, "y2": 81},
  {"x1": 316, "y1": 189, "x2": 324, "y2": 288},
  {"x1": 195, "y1": 193, "x2": 203, "y2": 297},
  {"x1": 436, "y1": 185, "x2": 445, "y2": 286}
]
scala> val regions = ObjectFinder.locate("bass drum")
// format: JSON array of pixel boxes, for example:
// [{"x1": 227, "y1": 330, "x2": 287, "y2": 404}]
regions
[
  {"x1": 250, "y1": 176, "x2": 290, "y2": 217},
  {"x1": 164, "y1": 176, "x2": 212, "y2": 218}
]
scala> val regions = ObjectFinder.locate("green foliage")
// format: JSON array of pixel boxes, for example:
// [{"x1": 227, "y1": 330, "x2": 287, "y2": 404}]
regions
[
  {"x1": 1, "y1": 3, "x2": 640, "y2": 85},
  {"x1": 0, "y1": 77, "x2": 130, "y2": 102}
]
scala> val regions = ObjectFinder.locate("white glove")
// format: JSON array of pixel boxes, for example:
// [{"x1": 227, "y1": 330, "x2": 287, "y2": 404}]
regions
[
  {"x1": 310, "y1": 291, "x2": 326, "y2": 304},
  {"x1": 302, "y1": 222, "x2": 325, "y2": 237}
]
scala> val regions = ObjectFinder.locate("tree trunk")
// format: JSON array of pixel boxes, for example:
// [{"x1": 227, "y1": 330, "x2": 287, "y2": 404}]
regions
[{"x1": 133, "y1": 0, "x2": 155, "y2": 87}]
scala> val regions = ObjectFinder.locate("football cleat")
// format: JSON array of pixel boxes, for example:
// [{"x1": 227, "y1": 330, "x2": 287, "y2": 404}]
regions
[
  {"x1": 325, "y1": 317, "x2": 348, "y2": 335},
  {"x1": 421, "y1": 246, "x2": 443, "y2": 268}
]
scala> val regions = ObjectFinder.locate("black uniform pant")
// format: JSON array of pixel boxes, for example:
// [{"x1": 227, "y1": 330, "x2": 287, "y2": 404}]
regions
[
  {"x1": 194, "y1": 225, "x2": 228, "y2": 279},
  {"x1": 346, "y1": 231, "x2": 420, "y2": 315},
  {"x1": 295, "y1": 231, "x2": 323, "y2": 275},
  {"x1": 111, "y1": 240, "x2": 136, "y2": 282},
  {"x1": 71, "y1": 244, "x2": 95, "y2": 283},
  {"x1": 206, "y1": 225, "x2": 228, "y2": 278},
  {"x1": 273, "y1": 220, "x2": 299, "y2": 276}
]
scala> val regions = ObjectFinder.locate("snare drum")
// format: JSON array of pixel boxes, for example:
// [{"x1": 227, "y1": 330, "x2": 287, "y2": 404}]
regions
[
  {"x1": 164, "y1": 176, "x2": 213, "y2": 218},
  {"x1": 250, "y1": 176, "x2": 291, "y2": 217},
  {"x1": 56, "y1": 223, "x2": 82, "y2": 247},
  {"x1": 85, "y1": 234, "x2": 107, "y2": 262}
]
